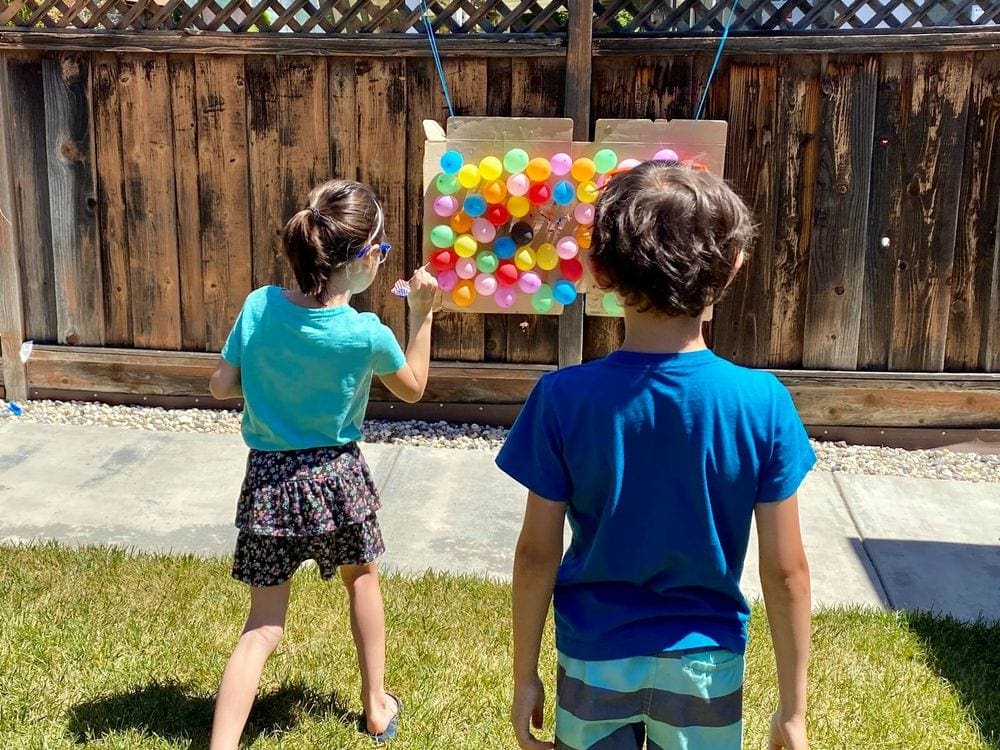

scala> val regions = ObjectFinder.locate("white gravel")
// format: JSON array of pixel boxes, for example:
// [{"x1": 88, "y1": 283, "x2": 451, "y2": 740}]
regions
[{"x1": 2, "y1": 398, "x2": 998, "y2": 483}]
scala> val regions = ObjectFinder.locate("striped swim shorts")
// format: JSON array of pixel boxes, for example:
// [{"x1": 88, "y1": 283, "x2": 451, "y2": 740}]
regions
[{"x1": 555, "y1": 648, "x2": 745, "y2": 750}]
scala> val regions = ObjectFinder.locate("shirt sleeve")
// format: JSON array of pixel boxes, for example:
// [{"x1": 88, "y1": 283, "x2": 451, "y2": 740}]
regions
[
  {"x1": 495, "y1": 375, "x2": 572, "y2": 502},
  {"x1": 371, "y1": 323, "x2": 407, "y2": 376},
  {"x1": 757, "y1": 379, "x2": 816, "y2": 503},
  {"x1": 220, "y1": 307, "x2": 244, "y2": 367}
]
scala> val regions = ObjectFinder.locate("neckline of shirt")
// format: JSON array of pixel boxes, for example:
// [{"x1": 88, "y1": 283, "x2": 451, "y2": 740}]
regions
[
  {"x1": 605, "y1": 348, "x2": 717, "y2": 368},
  {"x1": 269, "y1": 285, "x2": 354, "y2": 316}
]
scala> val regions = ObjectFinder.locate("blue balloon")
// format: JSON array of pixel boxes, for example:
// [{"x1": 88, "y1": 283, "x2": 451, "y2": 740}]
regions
[
  {"x1": 553, "y1": 180, "x2": 576, "y2": 206},
  {"x1": 463, "y1": 194, "x2": 487, "y2": 218},
  {"x1": 494, "y1": 237, "x2": 516, "y2": 259},
  {"x1": 553, "y1": 279, "x2": 578, "y2": 305},
  {"x1": 440, "y1": 150, "x2": 464, "y2": 175}
]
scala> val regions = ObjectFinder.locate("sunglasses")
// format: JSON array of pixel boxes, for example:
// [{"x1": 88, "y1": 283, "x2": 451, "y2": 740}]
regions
[{"x1": 357, "y1": 242, "x2": 392, "y2": 265}]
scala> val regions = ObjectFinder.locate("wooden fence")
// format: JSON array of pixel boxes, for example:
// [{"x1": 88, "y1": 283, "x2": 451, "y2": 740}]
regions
[{"x1": 0, "y1": 18, "x2": 998, "y2": 432}]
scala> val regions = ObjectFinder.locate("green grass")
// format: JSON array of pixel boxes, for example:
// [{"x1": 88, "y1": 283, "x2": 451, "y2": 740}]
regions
[{"x1": 1, "y1": 544, "x2": 997, "y2": 749}]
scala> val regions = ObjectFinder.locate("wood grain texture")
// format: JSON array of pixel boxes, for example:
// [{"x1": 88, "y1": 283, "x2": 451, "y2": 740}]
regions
[
  {"x1": 328, "y1": 57, "x2": 359, "y2": 182},
  {"x1": 802, "y1": 56, "x2": 878, "y2": 370},
  {"x1": 118, "y1": 54, "x2": 183, "y2": 350},
  {"x1": 889, "y1": 53, "x2": 974, "y2": 371},
  {"x1": 245, "y1": 55, "x2": 282, "y2": 290},
  {"x1": 43, "y1": 52, "x2": 105, "y2": 346}
]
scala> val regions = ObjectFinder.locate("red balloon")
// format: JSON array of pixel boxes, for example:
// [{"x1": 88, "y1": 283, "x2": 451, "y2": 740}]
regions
[
  {"x1": 560, "y1": 257, "x2": 584, "y2": 282},
  {"x1": 486, "y1": 204, "x2": 510, "y2": 227},
  {"x1": 431, "y1": 248, "x2": 457, "y2": 271},
  {"x1": 497, "y1": 262, "x2": 519, "y2": 286},
  {"x1": 527, "y1": 182, "x2": 552, "y2": 205}
]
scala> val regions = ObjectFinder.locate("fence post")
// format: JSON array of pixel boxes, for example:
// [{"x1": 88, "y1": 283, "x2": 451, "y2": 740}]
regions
[
  {"x1": 0, "y1": 54, "x2": 28, "y2": 402},
  {"x1": 559, "y1": 0, "x2": 593, "y2": 368}
]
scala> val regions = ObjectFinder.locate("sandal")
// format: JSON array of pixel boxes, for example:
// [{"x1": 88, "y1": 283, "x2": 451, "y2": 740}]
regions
[{"x1": 359, "y1": 692, "x2": 402, "y2": 744}]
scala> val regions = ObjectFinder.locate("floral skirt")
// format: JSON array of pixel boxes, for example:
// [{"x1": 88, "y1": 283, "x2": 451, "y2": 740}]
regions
[{"x1": 231, "y1": 443, "x2": 385, "y2": 587}]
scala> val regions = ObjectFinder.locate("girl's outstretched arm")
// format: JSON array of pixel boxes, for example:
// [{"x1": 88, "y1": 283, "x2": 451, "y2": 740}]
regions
[
  {"x1": 210, "y1": 359, "x2": 243, "y2": 400},
  {"x1": 379, "y1": 267, "x2": 438, "y2": 403}
]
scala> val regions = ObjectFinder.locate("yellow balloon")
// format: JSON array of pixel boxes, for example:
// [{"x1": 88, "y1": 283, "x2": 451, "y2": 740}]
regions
[
  {"x1": 482, "y1": 180, "x2": 508, "y2": 204},
  {"x1": 571, "y1": 158, "x2": 596, "y2": 183},
  {"x1": 577, "y1": 181, "x2": 599, "y2": 204},
  {"x1": 454, "y1": 234, "x2": 479, "y2": 257},
  {"x1": 479, "y1": 156, "x2": 503, "y2": 182},
  {"x1": 452, "y1": 280, "x2": 476, "y2": 307},
  {"x1": 514, "y1": 246, "x2": 537, "y2": 271},
  {"x1": 536, "y1": 242, "x2": 559, "y2": 270},
  {"x1": 525, "y1": 157, "x2": 552, "y2": 183},
  {"x1": 458, "y1": 164, "x2": 481, "y2": 189},
  {"x1": 507, "y1": 195, "x2": 531, "y2": 218}
]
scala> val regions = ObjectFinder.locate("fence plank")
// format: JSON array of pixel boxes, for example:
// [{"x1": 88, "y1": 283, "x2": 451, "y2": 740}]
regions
[
  {"x1": 483, "y1": 57, "x2": 512, "y2": 362},
  {"x1": 889, "y1": 53, "x2": 974, "y2": 371},
  {"x1": 118, "y1": 54, "x2": 183, "y2": 350},
  {"x1": 802, "y1": 56, "x2": 878, "y2": 370},
  {"x1": 328, "y1": 57, "x2": 359, "y2": 182},
  {"x1": 195, "y1": 54, "x2": 253, "y2": 351},
  {"x1": 169, "y1": 55, "x2": 207, "y2": 351},
  {"x1": 6, "y1": 54, "x2": 57, "y2": 344},
  {"x1": 246, "y1": 56, "x2": 282, "y2": 290},
  {"x1": 43, "y1": 52, "x2": 105, "y2": 346},
  {"x1": 946, "y1": 52, "x2": 1000, "y2": 372}
]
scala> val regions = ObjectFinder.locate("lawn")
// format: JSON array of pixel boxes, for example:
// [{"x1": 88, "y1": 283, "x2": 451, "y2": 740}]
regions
[{"x1": 1, "y1": 544, "x2": 996, "y2": 749}]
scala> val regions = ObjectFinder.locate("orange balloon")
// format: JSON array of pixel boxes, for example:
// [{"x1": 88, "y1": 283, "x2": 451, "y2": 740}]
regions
[
  {"x1": 450, "y1": 211, "x2": 473, "y2": 234},
  {"x1": 452, "y1": 280, "x2": 476, "y2": 308},
  {"x1": 482, "y1": 180, "x2": 508, "y2": 204},
  {"x1": 575, "y1": 225, "x2": 593, "y2": 249}
]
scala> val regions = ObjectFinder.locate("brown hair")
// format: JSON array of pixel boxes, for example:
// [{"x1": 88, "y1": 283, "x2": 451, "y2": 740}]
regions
[
  {"x1": 590, "y1": 162, "x2": 755, "y2": 317},
  {"x1": 282, "y1": 179, "x2": 385, "y2": 304}
]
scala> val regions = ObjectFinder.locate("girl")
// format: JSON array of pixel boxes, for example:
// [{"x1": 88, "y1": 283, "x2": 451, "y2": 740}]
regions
[{"x1": 208, "y1": 179, "x2": 438, "y2": 747}]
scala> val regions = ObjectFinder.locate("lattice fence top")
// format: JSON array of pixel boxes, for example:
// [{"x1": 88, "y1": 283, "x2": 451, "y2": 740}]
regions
[{"x1": 1, "y1": 0, "x2": 996, "y2": 33}]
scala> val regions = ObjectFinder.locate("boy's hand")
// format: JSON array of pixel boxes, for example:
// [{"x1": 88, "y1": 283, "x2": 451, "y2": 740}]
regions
[
  {"x1": 770, "y1": 712, "x2": 808, "y2": 749},
  {"x1": 511, "y1": 675, "x2": 554, "y2": 750},
  {"x1": 406, "y1": 266, "x2": 440, "y2": 317}
]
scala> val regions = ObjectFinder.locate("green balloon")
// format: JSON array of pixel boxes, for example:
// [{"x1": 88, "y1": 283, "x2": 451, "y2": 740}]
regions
[
  {"x1": 476, "y1": 251, "x2": 499, "y2": 274},
  {"x1": 593, "y1": 148, "x2": 618, "y2": 174},
  {"x1": 430, "y1": 224, "x2": 456, "y2": 249},
  {"x1": 602, "y1": 292, "x2": 624, "y2": 315},
  {"x1": 503, "y1": 148, "x2": 530, "y2": 175},
  {"x1": 531, "y1": 283, "x2": 554, "y2": 313},
  {"x1": 436, "y1": 173, "x2": 460, "y2": 195}
]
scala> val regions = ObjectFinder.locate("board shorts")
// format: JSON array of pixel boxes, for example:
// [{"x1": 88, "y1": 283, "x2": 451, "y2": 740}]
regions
[{"x1": 555, "y1": 648, "x2": 745, "y2": 750}]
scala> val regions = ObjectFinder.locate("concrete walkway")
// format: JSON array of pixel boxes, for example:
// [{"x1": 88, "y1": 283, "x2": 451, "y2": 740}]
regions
[{"x1": 1, "y1": 422, "x2": 997, "y2": 622}]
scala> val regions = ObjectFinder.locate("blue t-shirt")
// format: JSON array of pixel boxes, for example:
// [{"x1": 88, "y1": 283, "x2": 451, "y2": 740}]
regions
[
  {"x1": 495, "y1": 348, "x2": 815, "y2": 661},
  {"x1": 221, "y1": 286, "x2": 406, "y2": 451}
]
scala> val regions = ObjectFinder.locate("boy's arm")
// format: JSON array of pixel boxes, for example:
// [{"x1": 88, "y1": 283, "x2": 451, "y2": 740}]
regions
[
  {"x1": 755, "y1": 493, "x2": 811, "y2": 750},
  {"x1": 511, "y1": 491, "x2": 565, "y2": 750}
]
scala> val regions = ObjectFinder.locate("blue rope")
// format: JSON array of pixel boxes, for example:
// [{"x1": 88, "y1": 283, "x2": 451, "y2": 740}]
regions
[
  {"x1": 695, "y1": 0, "x2": 740, "y2": 120},
  {"x1": 421, "y1": 0, "x2": 455, "y2": 119}
]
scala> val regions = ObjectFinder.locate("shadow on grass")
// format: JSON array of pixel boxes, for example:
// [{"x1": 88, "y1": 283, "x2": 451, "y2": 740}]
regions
[{"x1": 66, "y1": 679, "x2": 356, "y2": 748}]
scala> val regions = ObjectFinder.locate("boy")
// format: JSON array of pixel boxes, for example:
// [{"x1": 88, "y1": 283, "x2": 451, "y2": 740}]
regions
[{"x1": 496, "y1": 162, "x2": 814, "y2": 750}]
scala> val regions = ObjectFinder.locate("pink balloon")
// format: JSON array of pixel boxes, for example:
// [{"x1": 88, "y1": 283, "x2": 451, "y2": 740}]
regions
[
  {"x1": 433, "y1": 195, "x2": 459, "y2": 217},
  {"x1": 456, "y1": 258, "x2": 478, "y2": 279},
  {"x1": 556, "y1": 237, "x2": 579, "y2": 260},
  {"x1": 437, "y1": 269, "x2": 458, "y2": 291},
  {"x1": 472, "y1": 218, "x2": 497, "y2": 243},
  {"x1": 653, "y1": 148, "x2": 679, "y2": 163},
  {"x1": 475, "y1": 273, "x2": 498, "y2": 296},
  {"x1": 507, "y1": 173, "x2": 530, "y2": 197},
  {"x1": 550, "y1": 152, "x2": 573, "y2": 176},
  {"x1": 617, "y1": 158, "x2": 642, "y2": 171},
  {"x1": 494, "y1": 284, "x2": 517, "y2": 309},
  {"x1": 574, "y1": 203, "x2": 595, "y2": 225},
  {"x1": 518, "y1": 271, "x2": 542, "y2": 294}
]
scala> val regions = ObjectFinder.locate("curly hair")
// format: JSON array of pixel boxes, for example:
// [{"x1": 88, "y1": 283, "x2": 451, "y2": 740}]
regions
[{"x1": 590, "y1": 162, "x2": 755, "y2": 317}]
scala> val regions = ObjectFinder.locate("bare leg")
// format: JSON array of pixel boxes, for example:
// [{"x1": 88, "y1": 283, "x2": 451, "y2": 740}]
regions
[
  {"x1": 209, "y1": 582, "x2": 292, "y2": 750},
  {"x1": 340, "y1": 562, "x2": 397, "y2": 734}
]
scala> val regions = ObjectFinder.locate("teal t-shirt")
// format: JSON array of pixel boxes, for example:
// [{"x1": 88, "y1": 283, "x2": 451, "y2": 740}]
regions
[{"x1": 221, "y1": 286, "x2": 406, "y2": 451}]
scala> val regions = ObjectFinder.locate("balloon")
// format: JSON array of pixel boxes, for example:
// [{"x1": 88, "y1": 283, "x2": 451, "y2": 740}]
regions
[
  {"x1": 653, "y1": 148, "x2": 679, "y2": 164},
  {"x1": 436, "y1": 173, "x2": 460, "y2": 195},
  {"x1": 556, "y1": 237, "x2": 579, "y2": 260},
  {"x1": 506, "y1": 173, "x2": 530, "y2": 197},
  {"x1": 494, "y1": 237, "x2": 516, "y2": 259},
  {"x1": 482, "y1": 180, "x2": 507, "y2": 204},
  {"x1": 550, "y1": 152, "x2": 573, "y2": 176},
  {"x1": 525, "y1": 157, "x2": 552, "y2": 183},
  {"x1": 479, "y1": 155, "x2": 503, "y2": 181},
  {"x1": 475, "y1": 273, "x2": 498, "y2": 296},
  {"x1": 577, "y1": 181, "x2": 599, "y2": 204},
  {"x1": 476, "y1": 250, "x2": 499, "y2": 274},
  {"x1": 576, "y1": 225, "x2": 593, "y2": 249},
  {"x1": 527, "y1": 182, "x2": 552, "y2": 205},
  {"x1": 440, "y1": 150, "x2": 463, "y2": 175},
  {"x1": 431, "y1": 248, "x2": 457, "y2": 271},
  {"x1": 574, "y1": 203, "x2": 595, "y2": 225},
  {"x1": 518, "y1": 271, "x2": 542, "y2": 294},
  {"x1": 486, "y1": 204, "x2": 510, "y2": 227},
  {"x1": 593, "y1": 148, "x2": 618, "y2": 173},
  {"x1": 430, "y1": 224, "x2": 456, "y2": 249},
  {"x1": 514, "y1": 246, "x2": 536, "y2": 271},
  {"x1": 450, "y1": 211, "x2": 473, "y2": 234},
  {"x1": 458, "y1": 164, "x2": 481, "y2": 189},
  {"x1": 617, "y1": 158, "x2": 642, "y2": 171},
  {"x1": 463, "y1": 194, "x2": 487, "y2": 218},
  {"x1": 536, "y1": 242, "x2": 559, "y2": 270},
  {"x1": 433, "y1": 195, "x2": 459, "y2": 217},
  {"x1": 553, "y1": 180, "x2": 576, "y2": 206},
  {"x1": 454, "y1": 234, "x2": 478, "y2": 258},
  {"x1": 531, "y1": 284, "x2": 555, "y2": 313},
  {"x1": 472, "y1": 218, "x2": 497, "y2": 243},
  {"x1": 452, "y1": 280, "x2": 476, "y2": 307},
  {"x1": 507, "y1": 195, "x2": 531, "y2": 218},
  {"x1": 602, "y1": 292, "x2": 624, "y2": 315},
  {"x1": 496, "y1": 262, "x2": 519, "y2": 286},
  {"x1": 510, "y1": 221, "x2": 534, "y2": 246},
  {"x1": 455, "y1": 257, "x2": 478, "y2": 279},
  {"x1": 553, "y1": 279, "x2": 578, "y2": 305},
  {"x1": 503, "y1": 148, "x2": 530, "y2": 174},
  {"x1": 494, "y1": 285, "x2": 517, "y2": 309},
  {"x1": 571, "y1": 157, "x2": 596, "y2": 183},
  {"x1": 560, "y1": 257, "x2": 584, "y2": 282},
  {"x1": 437, "y1": 269, "x2": 458, "y2": 292}
]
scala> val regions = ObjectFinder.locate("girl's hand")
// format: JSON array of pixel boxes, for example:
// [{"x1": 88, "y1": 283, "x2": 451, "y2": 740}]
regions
[{"x1": 407, "y1": 266, "x2": 440, "y2": 317}]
